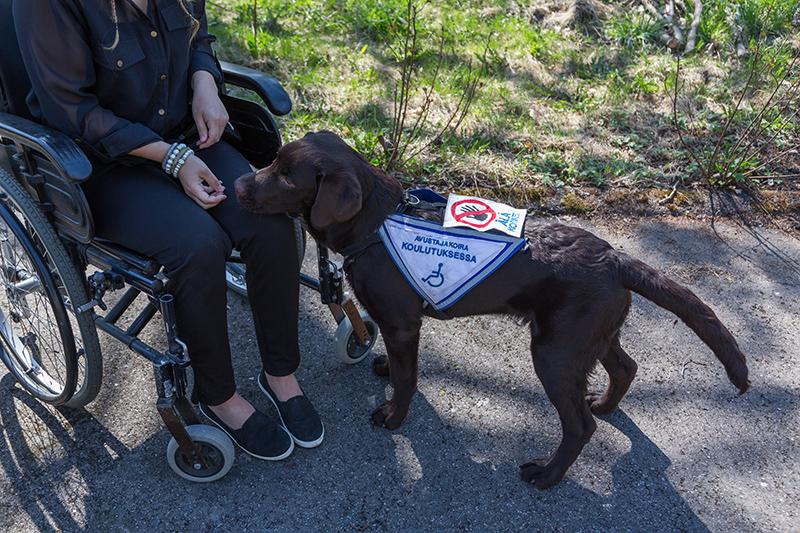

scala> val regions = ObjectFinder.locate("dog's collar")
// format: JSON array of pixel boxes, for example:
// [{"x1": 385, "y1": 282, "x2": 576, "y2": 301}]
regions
[
  {"x1": 339, "y1": 232, "x2": 382, "y2": 270},
  {"x1": 339, "y1": 191, "x2": 440, "y2": 270}
]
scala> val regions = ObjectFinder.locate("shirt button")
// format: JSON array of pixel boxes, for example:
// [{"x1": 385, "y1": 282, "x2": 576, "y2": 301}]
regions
[
  {"x1": 160, "y1": 74, "x2": 167, "y2": 81},
  {"x1": 150, "y1": 30, "x2": 158, "y2": 38},
  {"x1": 158, "y1": 108, "x2": 166, "y2": 116},
  {"x1": 116, "y1": 59, "x2": 124, "y2": 68}
]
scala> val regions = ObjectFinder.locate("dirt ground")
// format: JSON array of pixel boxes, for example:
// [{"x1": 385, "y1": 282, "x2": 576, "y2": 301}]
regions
[{"x1": 0, "y1": 215, "x2": 797, "y2": 532}]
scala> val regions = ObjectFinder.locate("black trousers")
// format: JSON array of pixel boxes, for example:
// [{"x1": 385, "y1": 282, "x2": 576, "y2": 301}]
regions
[{"x1": 82, "y1": 141, "x2": 300, "y2": 405}]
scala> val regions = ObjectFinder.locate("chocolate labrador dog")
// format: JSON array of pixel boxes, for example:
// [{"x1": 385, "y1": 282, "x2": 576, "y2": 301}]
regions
[{"x1": 235, "y1": 131, "x2": 750, "y2": 489}]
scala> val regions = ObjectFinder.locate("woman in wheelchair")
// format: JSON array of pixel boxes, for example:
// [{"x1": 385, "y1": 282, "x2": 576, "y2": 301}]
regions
[{"x1": 14, "y1": 0, "x2": 323, "y2": 460}]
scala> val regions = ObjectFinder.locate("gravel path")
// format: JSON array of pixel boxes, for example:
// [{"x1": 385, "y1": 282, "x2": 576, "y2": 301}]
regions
[{"x1": 0, "y1": 216, "x2": 797, "y2": 532}]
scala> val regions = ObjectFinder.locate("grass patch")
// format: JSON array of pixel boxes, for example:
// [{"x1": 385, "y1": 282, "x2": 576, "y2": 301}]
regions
[
  {"x1": 209, "y1": 0, "x2": 800, "y2": 203},
  {"x1": 561, "y1": 192, "x2": 594, "y2": 213}
]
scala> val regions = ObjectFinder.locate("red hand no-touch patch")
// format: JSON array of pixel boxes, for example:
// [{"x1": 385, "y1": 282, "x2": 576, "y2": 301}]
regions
[{"x1": 451, "y1": 199, "x2": 497, "y2": 229}]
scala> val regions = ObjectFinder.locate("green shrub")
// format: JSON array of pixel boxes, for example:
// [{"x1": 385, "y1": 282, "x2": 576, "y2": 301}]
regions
[{"x1": 606, "y1": 12, "x2": 662, "y2": 50}]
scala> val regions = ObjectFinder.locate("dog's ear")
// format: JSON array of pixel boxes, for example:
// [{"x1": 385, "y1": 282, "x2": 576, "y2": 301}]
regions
[{"x1": 310, "y1": 167, "x2": 363, "y2": 230}]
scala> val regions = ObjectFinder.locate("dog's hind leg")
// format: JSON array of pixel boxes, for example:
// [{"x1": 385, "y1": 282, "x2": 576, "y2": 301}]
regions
[
  {"x1": 521, "y1": 336, "x2": 598, "y2": 490},
  {"x1": 585, "y1": 334, "x2": 638, "y2": 415}
]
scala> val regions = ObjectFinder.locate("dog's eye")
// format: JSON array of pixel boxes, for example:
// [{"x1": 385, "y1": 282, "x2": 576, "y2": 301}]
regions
[{"x1": 278, "y1": 173, "x2": 295, "y2": 189}]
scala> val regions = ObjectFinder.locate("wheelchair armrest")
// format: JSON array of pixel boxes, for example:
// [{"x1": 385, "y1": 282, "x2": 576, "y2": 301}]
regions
[
  {"x1": 220, "y1": 61, "x2": 293, "y2": 117},
  {"x1": 0, "y1": 112, "x2": 92, "y2": 182}
]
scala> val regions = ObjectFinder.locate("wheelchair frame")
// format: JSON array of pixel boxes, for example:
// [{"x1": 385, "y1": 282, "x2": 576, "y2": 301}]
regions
[{"x1": 0, "y1": 62, "x2": 375, "y2": 480}]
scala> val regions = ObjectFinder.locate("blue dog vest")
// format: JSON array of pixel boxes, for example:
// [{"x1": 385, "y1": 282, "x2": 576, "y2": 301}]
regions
[{"x1": 378, "y1": 213, "x2": 526, "y2": 311}]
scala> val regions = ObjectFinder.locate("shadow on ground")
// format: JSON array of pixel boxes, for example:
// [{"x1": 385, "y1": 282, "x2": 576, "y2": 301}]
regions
[{"x1": 0, "y1": 218, "x2": 797, "y2": 531}]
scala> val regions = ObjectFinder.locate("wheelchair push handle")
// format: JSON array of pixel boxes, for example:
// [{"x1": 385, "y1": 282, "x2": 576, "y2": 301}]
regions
[{"x1": 220, "y1": 61, "x2": 292, "y2": 117}]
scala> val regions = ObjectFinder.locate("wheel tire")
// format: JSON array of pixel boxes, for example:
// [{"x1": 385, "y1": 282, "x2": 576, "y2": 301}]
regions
[
  {"x1": 167, "y1": 424, "x2": 235, "y2": 483},
  {"x1": 292, "y1": 219, "x2": 307, "y2": 264},
  {"x1": 225, "y1": 261, "x2": 248, "y2": 297},
  {"x1": 334, "y1": 310, "x2": 378, "y2": 365},
  {"x1": 225, "y1": 219, "x2": 307, "y2": 297},
  {"x1": 0, "y1": 169, "x2": 102, "y2": 407}
]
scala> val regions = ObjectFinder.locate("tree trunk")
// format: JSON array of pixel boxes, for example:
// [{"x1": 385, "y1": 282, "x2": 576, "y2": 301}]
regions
[
  {"x1": 665, "y1": 0, "x2": 684, "y2": 46},
  {"x1": 685, "y1": 0, "x2": 703, "y2": 53},
  {"x1": 252, "y1": 0, "x2": 258, "y2": 38}
]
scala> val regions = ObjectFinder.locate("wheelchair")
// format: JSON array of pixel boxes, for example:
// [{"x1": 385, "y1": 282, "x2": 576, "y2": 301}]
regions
[{"x1": 0, "y1": 1, "x2": 378, "y2": 482}]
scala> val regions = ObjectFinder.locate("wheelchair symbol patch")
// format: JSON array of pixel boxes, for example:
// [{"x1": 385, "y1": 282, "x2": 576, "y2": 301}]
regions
[
  {"x1": 379, "y1": 214, "x2": 526, "y2": 310},
  {"x1": 422, "y1": 263, "x2": 445, "y2": 287}
]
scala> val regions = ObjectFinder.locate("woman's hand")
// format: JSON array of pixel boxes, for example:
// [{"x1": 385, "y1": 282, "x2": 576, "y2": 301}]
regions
[
  {"x1": 177, "y1": 154, "x2": 227, "y2": 209},
  {"x1": 191, "y1": 70, "x2": 229, "y2": 150}
]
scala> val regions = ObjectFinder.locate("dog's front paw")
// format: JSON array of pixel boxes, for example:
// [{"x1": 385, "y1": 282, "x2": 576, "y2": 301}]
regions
[
  {"x1": 370, "y1": 402, "x2": 405, "y2": 429},
  {"x1": 520, "y1": 459, "x2": 565, "y2": 490}
]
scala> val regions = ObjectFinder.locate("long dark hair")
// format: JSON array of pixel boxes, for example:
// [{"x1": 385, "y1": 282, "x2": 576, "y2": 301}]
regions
[{"x1": 103, "y1": 0, "x2": 200, "y2": 50}]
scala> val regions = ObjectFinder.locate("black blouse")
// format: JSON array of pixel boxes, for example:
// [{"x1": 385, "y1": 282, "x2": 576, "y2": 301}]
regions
[{"x1": 13, "y1": 0, "x2": 222, "y2": 159}]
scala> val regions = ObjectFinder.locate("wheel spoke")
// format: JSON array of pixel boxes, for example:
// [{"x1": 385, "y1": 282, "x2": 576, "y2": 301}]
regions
[{"x1": 0, "y1": 198, "x2": 72, "y2": 398}]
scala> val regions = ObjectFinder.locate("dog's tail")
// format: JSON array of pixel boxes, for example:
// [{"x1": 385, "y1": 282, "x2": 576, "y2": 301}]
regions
[{"x1": 616, "y1": 252, "x2": 749, "y2": 393}]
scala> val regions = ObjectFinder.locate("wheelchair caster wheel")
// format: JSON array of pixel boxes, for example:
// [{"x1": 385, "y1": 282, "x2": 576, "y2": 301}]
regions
[
  {"x1": 225, "y1": 262, "x2": 248, "y2": 297},
  {"x1": 167, "y1": 425, "x2": 235, "y2": 482},
  {"x1": 334, "y1": 311, "x2": 378, "y2": 365}
]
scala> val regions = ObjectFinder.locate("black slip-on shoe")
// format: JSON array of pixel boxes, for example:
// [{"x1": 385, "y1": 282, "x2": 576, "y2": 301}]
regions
[
  {"x1": 257, "y1": 370, "x2": 324, "y2": 449},
  {"x1": 198, "y1": 403, "x2": 294, "y2": 461}
]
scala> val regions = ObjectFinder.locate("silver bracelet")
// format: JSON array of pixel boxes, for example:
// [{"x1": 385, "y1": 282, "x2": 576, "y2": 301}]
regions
[
  {"x1": 162, "y1": 142, "x2": 186, "y2": 175},
  {"x1": 161, "y1": 143, "x2": 176, "y2": 173},
  {"x1": 171, "y1": 148, "x2": 194, "y2": 178},
  {"x1": 167, "y1": 145, "x2": 191, "y2": 177}
]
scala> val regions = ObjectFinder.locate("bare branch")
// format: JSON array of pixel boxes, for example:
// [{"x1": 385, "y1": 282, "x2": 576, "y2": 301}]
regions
[
  {"x1": 667, "y1": 58, "x2": 710, "y2": 180},
  {"x1": 383, "y1": 0, "x2": 488, "y2": 170},
  {"x1": 705, "y1": 35, "x2": 766, "y2": 179},
  {"x1": 396, "y1": 25, "x2": 447, "y2": 162},
  {"x1": 658, "y1": 180, "x2": 681, "y2": 205},
  {"x1": 749, "y1": 174, "x2": 800, "y2": 179},
  {"x1": 718, "y1": 22, "x2": 798, "y2": 182},
  {"x1": 404, "y1": 35, "x2": 490, "y2": 162}
]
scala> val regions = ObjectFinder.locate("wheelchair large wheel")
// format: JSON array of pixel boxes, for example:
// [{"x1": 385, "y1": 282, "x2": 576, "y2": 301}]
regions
[
  {"x1": 0, "y1": 169, "x2": 102, "y2": 407},
  {"x1": 226, "y1": 219, "x2": 307, "y2": 296}
]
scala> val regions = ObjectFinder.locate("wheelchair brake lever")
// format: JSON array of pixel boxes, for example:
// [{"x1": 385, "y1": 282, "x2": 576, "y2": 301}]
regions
[
  {"x1": 222, "y1": 122, "x2": 242, "y2": 144},
  {"x1": 78, "y1": 271, "x2": 124, "y2": 314},
  {"x1": 77, "y1": 296, "x2": 106, "y2": 314}
]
